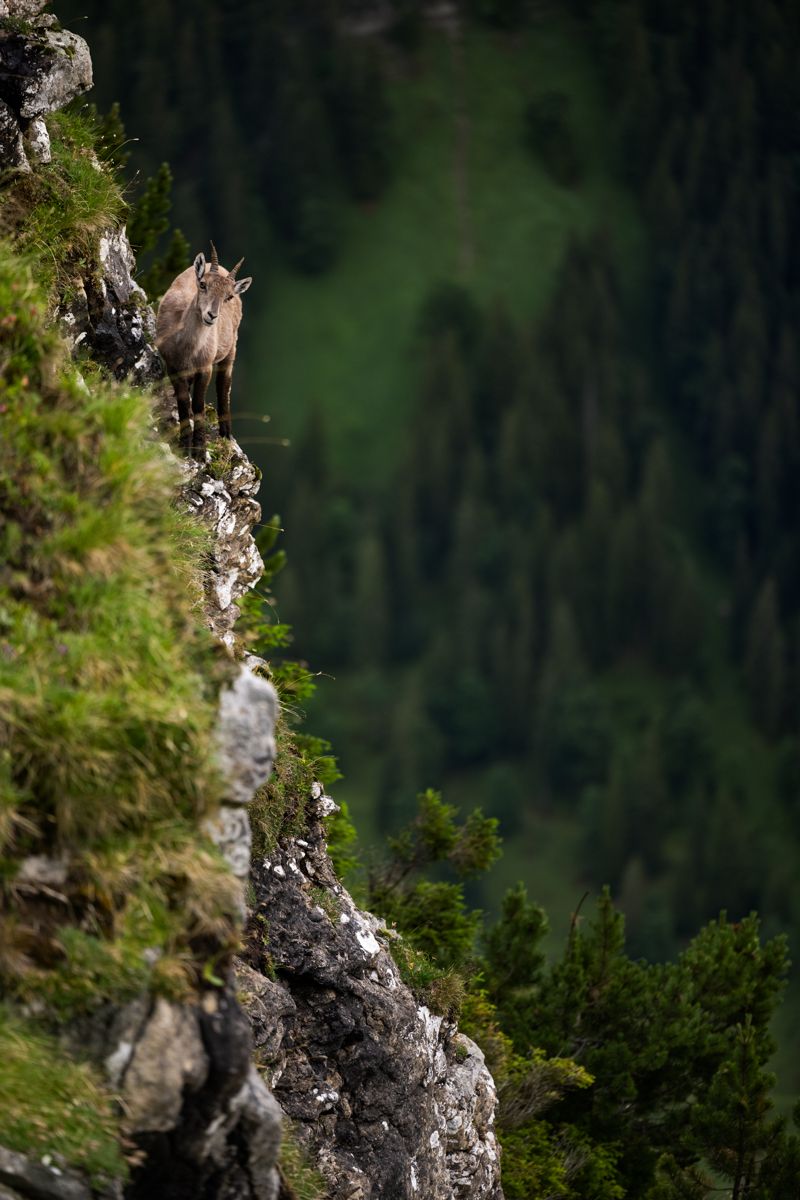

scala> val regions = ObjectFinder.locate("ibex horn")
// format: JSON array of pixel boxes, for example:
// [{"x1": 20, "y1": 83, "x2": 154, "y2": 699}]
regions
[
  {"x1": 228, "y1": 256, "x2": 244, "y2": 280},
  {"x1": 209, "y1": 241, "x2": 220, "y2": 272}
]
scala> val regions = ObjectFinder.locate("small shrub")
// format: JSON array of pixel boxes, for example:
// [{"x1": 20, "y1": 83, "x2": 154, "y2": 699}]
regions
[{"x1": 388, "y1": 936, "x2": 465, "y2": 1019}]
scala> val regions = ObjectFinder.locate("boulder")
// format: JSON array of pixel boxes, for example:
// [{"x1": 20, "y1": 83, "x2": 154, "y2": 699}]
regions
[
  {"x1": 0, "y1": 1144, "x2": 90, "y2": 1200},
  {"x1": 0, "y1": 22, "x2": 91, "y2": 120}
]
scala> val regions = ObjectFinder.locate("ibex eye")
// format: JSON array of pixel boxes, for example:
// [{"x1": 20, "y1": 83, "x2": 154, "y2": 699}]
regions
[{"x1": 200, "y1": 282, "x2": 207, "y2": 291}]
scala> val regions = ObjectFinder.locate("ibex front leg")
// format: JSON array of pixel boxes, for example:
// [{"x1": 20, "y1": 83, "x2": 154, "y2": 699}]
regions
[
  {"x1": 191, "y1": 367, "x2": 213, "y2": 461},
  {"x1": 172, "y1": 373, "x2": 192, "y2": 455},
  {"x1": 216, "y1": 351, "x2": 234, "y2": 439}
]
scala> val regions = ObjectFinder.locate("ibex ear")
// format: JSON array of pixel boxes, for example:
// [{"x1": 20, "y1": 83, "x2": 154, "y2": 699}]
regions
[
  {"x1": 233, "y1": 276, "x2": 252, "y2": 296},
  {"x1": 194, "y1": 253, "x2": 206, "y2": 281}
]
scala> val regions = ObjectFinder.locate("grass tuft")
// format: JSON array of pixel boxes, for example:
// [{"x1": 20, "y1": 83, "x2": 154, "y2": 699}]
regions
[
  {"x1": 278, "y1": 1122, "x2": 327, "y2": 1200},
  {"x1": 387, "y1": 934, "x2": 466, "y2": 1020},
  {"x1": 0, "y1": 1004, "x2": 126, "y2": 1183},
  {"x1": 0, "y1": 109, "x2": 125, "y2": 300}
]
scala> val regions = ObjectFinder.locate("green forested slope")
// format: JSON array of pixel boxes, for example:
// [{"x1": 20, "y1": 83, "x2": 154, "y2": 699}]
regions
[{"x1": 59, "y1": 0, "x2": 800, "y2": 1097}]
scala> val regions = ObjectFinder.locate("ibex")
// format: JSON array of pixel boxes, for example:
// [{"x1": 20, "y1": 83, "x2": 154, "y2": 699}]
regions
[{"x1": 155, "y1": 242, "x2": 252, "y2": 459}]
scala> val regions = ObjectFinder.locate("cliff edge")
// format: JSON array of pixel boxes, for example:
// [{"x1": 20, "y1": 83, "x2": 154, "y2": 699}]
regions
[{"x1": 0, "y1": 5, "x2": 503, "y2": 1198}]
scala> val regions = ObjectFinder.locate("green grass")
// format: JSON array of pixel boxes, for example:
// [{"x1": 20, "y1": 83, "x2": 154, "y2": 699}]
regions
[
  {"x1": 0, "y1": 243, "x2": 240, "y2": 1012},
  {"x1": 278, "y1": 1123, "x2": 327, "y2": 1200},
  {"x1": 0, "y1": 109, "x2": 125, "y2": 299},
  {"x1": 0, "y1": 1005, "x2": 125, "y2": 1183},
  {"x1": 242, "y1": 17, "x2": 644, "y2": 482}
]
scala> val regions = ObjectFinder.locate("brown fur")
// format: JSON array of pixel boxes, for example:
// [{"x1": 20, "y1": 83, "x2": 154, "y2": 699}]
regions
[{"x1": 155, "y1": 246, "x2": 252, "y2": 459}]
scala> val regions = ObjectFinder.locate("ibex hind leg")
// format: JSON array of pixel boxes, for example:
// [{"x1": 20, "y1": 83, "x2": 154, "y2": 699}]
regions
[
  {"x1": 191, "y1": 368, "x2": 213, "y2": 461},
  {"x1": 216, "y1": 352, "x2": 234, "y2": 439}
]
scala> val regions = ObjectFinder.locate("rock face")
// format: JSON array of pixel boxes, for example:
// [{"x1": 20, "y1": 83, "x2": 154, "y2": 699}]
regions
[
  {"x1": 179, "y1": 442, "x2": 265, "y2": 645},
  {"x1": 204, "y1": 662, "x2": 278, "y2": 906},
  {"x1": 59, "y1": 227, "x2": 164, "y2": 387},
  {"x1": 71, "y1": 990, "x2": 282, "y2": 1200},
  {"x1": 241, "y1": 790, "x2": 503, "y2": 1200},
  {"x1": 0, "y1": 10, "x2": 91, "y2": 172},
  {"x1": 0, "y1": 1143, "x2": 93, "y2": 1200}
]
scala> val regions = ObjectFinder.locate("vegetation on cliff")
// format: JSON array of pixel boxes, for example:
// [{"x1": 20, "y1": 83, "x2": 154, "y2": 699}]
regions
[{"x1": 0, "y1": 113, "x2": 241, "y2": 1178}]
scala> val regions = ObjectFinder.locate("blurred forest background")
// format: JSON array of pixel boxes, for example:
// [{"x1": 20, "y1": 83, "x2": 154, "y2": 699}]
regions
[{"x1": 59, "y1": 0, "x2": 800, "y2": 1094}]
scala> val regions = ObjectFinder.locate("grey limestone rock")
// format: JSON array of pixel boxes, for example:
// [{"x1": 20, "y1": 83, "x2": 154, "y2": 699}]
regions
[
  {"x1": 0, "y1": 15, "x2": 91, "y2": 172},
  {"x1": 179, "y1": 442, "x2": 265, "y2": 644},
  {"x1": 83, "y1": 987, "x2": 282, "y2": 1200},
  {"x1": 120, "y1": 997, "x2": 209, "y2": 1135},
  {"x1": 240, "y1": 788, "x2": 504, "y2": 1200},
  {"x1": 59, "y1": 228, "x2": 163, "y2": 387},
  {"x1": 0, "y1": 22, "x2": 91, "y2": 119},
  {"x1": 23, "y1": 113, "x2": 49, "y2": 161},
  {"x1": 441, "y1": 1037, "x2": 501, "y2": 1199},
  {"x1": 203, "y1": 803, "x2": 253, "y2": 881},
  {"x1": 216, "y1": 664, "x2": 278, "y2": 806},
  {"x1": 235, "y1": 962, "x2": 297, "y2": 1064},
  {"x1": 0, "y1": 97, "x2": 27, "y2": 169},
  {"x1": 0, "y1": 1, "x2": 48, "y2": 16},
  {"x1": 0, "y1": 1143, "x2": 90, "y2": 1200},
  {"x1": 15, "y1": 854, "x2": 68, "y2": 889},
  {"x1": 202, "y1": 636, "x2": 277, "y2": 908}
]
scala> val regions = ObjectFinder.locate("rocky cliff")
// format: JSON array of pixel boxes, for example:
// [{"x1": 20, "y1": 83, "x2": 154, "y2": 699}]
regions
[{"x1": 0, "y1": 6, "x2": 503, "y2": 1198}]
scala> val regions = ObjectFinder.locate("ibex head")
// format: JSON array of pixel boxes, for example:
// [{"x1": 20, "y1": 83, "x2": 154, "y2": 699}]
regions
[{"x1": 192, "y1": 242, "x2": 252, "y2": 326}]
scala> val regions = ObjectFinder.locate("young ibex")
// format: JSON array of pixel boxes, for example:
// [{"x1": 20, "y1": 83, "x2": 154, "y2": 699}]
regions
[{"x1": 155, "y1": 242, "x2": 252, "y2": 459}]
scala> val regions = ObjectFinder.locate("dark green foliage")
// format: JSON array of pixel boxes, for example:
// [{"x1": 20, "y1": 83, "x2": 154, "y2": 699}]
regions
[
  {"x1": 417, "y1": 282, "x2": 482, "y2": 358},
  {"x1": 541, "y1": 684, "x2": 611, "y2": 800},
  {"x1": 325, "y1": 44, "x2": 394, "y2": 202},
  {"x1": 368, "y1": 789, "x2": 500, "y2": 969},
  {"x1": 744, "y1": 578, "x2": 785, "y2": 737},
  {"x1": 324, "y1": 798, "x2": 359, "y2": 880},
  {"x1": 525, "y1": 92, "x2": 583, "y2": 186},
  {"x1": 481, "y1": 883, "x2": 547, "y2": 1048},
  {"x1": 366, "y1": 812, "x2": 800, "y2": 1196},
  {"x1": 127, "y1": 161, "x2": 173, "y2": 257},
  {"x1": 493, "y1": 892, "x2": 797, "y2": 1198},
  {"x1": 469, "y1": 0, "x2": 530, "y2": 29},
  {"x1": 83, "y1": 99, "x2": 131, "y2": 169},
  {"x1": 387, "y1": 1, "x2": 425, "y2": 52},
  {"x1": 138, "y1": 226, "x2": 190, "y2": 301}
]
